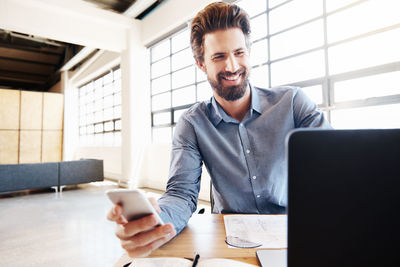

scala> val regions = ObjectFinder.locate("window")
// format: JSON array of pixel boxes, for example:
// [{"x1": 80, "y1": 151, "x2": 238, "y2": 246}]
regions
[
  {"x1": 79, "y1": 67, "x2": 122, "y2": 146},
  {"x1": 150, "y1": 28, "x2": 212, "y2": 143},
  {"x1": 149, "y1": 0, "x2": 400, "y2": 143}
]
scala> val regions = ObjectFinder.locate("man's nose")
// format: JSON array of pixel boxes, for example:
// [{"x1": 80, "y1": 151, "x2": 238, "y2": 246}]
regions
[{"x1": 225, "y1": 54, "x2": 239, "y2": 73}]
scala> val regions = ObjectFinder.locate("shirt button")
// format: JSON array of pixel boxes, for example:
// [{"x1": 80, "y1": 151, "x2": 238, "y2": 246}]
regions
[
  {"x1": 256, "y1": 195, "x2": 260, "y2": 198},
  {"x1": 246, "y1": 149, "x2": 250, "y2": 154},
  {"x1": 252, "y1": 176, "x2": 257, "y2": 180}
]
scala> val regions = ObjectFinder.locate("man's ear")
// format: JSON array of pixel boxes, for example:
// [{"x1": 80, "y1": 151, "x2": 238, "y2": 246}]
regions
[{"x1": 196, "y1": 59, "x2": 206, "y2": 73}]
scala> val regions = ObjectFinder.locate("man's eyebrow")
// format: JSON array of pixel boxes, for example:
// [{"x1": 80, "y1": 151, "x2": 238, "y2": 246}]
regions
[{"x1": 211, "y1": 52, "x2": 226, "y2": 57}]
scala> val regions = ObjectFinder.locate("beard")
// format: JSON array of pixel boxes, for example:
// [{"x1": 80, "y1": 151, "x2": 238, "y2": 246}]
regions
[{"x1": 207, "y1": 67, "x2": 249, "y2": 101}]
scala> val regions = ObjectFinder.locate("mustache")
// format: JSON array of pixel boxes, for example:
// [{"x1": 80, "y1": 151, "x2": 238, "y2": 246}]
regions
[{"x1": 218, "y1": 68, "x2": 246, "y2": 78}]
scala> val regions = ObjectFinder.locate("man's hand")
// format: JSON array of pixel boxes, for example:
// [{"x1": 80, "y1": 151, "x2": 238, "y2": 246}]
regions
[{"x1": 107, "y1": 197, "x2": 176, "y2": 257}]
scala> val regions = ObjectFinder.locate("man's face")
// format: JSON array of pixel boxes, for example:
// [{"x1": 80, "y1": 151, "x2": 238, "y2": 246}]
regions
[{"x1": 197, "y1": 27, "x2": 251, "y2": 101}]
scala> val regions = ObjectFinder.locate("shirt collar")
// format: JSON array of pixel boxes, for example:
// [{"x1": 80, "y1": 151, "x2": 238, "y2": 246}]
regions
[{"x1": 208, "y1": 83, "x2": 261, "y2": 126}]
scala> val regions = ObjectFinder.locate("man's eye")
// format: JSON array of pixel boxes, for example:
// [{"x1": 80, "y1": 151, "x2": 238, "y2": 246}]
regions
[
  {"x1": 235, "y1": 51, "x2": 245, "y2": 56},
  {"x1": 213, "y1": 55, "x2": 224, "y2": 60}
]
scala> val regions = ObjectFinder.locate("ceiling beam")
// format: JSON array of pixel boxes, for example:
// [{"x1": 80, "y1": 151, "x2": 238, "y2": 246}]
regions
[
  {"x1": 0, "y1": 58, "x2": 55, "y2": 75},
  {"x1": 0, "y1": 70, "x2": 48, "y2": 84},
  {"x1": 0, "y1": 46, "x2": 60, "y2": 65}
]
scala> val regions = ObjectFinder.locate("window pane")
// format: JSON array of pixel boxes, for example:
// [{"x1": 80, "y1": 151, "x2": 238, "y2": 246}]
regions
[
  {"x1": 152, "y1": 39, "x2": 170, "y2": 62},
  {"x1": 86, "y1": 113, "x2": 94, "y2": 124},
  {"x1": 172, "y1": 29, "x2": 190, "y2": 53},
  {"x1": 94, "y1": 98, "x2": 103, "y2": 111},
  {"x1": 331, "y1": 104, "x2": 400, "y2": 129},
  {"x1": 174, "y1": 108, "x2": 188, "y2": 123},
  {"x1": 79, "y1": 115, "x2": 86, "y2": 126},
  {"x1": 153, "y1": 112, "x2": 171, "y2": 126},
  {"x1": 115, "y1": 120, "x2": 121, "y2": 130},
  {"x1": 152, "y1": 127, "x2": 172, "y2": 143},
  {"x1": 250, "y1": 14, "x2": 268, "y2": 41},
  {"x1": 104, "y1": 95, "x2": 113, "y2": 108},
  {"x1": 151, "y1": 57, "x2": 170, "y2": 79},
  {"x1": 172, "y1": 85, "x2": 196, "y2": 107},
  {"x1": 269, "y1": 0, "x2": 288, "y2": 9},
  {"x1": 237, "y1": 0, "x2": 266, "y2": 17},
  {"x1": 103, "y1": 83, "x2": 114, "y2": 97},
  {"x1": 271, "y1": 50, "x2": 325, "y2": 86},
  {"x1": 171, "y1": 48, "x2": 194, "y2": 71},
  {"x1": 334, "y1": 71, "x2": 400, "y2": 102},
  {"x1": 87, "y1": 125, "x2": 94, "y2": 134},
  {"x1": 86, "y1": 103, "x2": 94, "y2": 114},
  {"x1": 329, "y1": 27, "x2": 400, "y2": 75},
  {"x1": 327, "y1": 0, "x2": 400, "y2": 43},
  {"x1": 269, "y1": 0, "x2": 323, "y2": 34},
  {"x1": 94, "y1": 78, "x2": 103, "y2": 89},
  {"x1": 104, "y1": 107, "x2": 113, "y2": 121},
  {"x1": 103, "y1": 72, "x2": 113, "y2": 84},
  {"x1": 172, "y1": 66, "x2": 195, "y2": 89},
  {"x1": 114, "y1": 92, "x2": 121, "y2": 106},
  {"x1": 94, "y1": 111, "x2": 103, "y2": 123},
  {"x1": 152, "y1": 75, "x2": 171, "y2": 94},
  {"x1": 95, "y1": 123, "x2": 103, "y2": 133},
  {"x1": 113, "y1": 68, "x2": 121, "y2": 80},
  {"x1": 250, "y1": 39, "x2": 268, "y2": 66},
  {"x1": 113, "y1": 105, "x2": 121, "y2": 119},
  {"x1": 87, "y1": 91, "x2": 94, "y2": 103},
  {"x1": 114, "y1": 79, "x2": 121, "y2": 92},
  {"x1": 197, "y1": 82, "x2": 213, "y2": 102},
  {"x1": 104, "y1": 121, "x2": 114, "y2": 131},
  {"x1": 270, "y1": 19, "x2": 324, "y2": 60},
  {"x1": 302, "y1": 85, "x2": 323, "y2": 105},
  {"x1": 326, "y1": 0, "x2": 358, "y2": 13},
  {"x1": 152, "y1": 92, "x2": 171, "y2": 110},
  {"x1": 250, "y1": 64, "x2": 269, "y2": 89}
]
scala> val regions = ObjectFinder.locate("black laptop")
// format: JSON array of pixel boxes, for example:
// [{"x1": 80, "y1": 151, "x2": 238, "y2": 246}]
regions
[{"x1": 287, "y1": 129, "x2": 400, "y2": 267}]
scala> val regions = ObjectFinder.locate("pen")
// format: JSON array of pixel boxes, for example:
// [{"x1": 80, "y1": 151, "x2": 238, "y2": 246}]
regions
[{"x1": 191, "y1": 253, "x2": 200, "y2": 267}]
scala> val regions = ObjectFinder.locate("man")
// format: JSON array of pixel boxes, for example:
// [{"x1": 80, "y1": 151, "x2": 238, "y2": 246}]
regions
[{"x1": 108, "y1": 1, "x2": 331, "y2": 258}]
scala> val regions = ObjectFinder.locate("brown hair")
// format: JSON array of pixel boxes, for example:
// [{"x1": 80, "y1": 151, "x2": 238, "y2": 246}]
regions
[{"x1": 190, "y1": 1, "x2": 251, "y2": 63}]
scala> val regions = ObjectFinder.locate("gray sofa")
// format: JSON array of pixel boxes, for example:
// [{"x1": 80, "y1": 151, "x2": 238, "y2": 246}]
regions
[{"x1": 0, "y1": 159, "x2": 104, "y2": 194}]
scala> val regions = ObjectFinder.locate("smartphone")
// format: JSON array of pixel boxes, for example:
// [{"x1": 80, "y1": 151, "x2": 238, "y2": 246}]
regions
[{"x1": 106, "y1": 189, "x2": 164, "y2": 225}]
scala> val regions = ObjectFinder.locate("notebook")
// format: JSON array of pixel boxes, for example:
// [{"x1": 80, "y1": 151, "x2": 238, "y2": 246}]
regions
[
  {"x1": 256, "y1": 250, "x2": 286, "y2": 267},
  {"x1": 286, "y1": 129, "x2": 400, "y2": 267}
]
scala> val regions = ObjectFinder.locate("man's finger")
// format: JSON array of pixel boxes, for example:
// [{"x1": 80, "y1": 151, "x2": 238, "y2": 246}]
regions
[{"x1": 123, "y1": 224, "x2": 176, "y2": 258}]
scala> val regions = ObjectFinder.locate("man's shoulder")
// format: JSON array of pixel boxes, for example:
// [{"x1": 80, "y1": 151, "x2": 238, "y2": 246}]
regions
[
  {"x1": 254, "y1": 85, "x2": 299, "y2": 97},
  {"x1": 179, "y1": 99, "x2": 211, "y2": 122}
]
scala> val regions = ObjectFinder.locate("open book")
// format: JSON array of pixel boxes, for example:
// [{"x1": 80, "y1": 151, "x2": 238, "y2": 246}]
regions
[{"x1": 129, "y1": 257, "x2": 257, "y2": 267}]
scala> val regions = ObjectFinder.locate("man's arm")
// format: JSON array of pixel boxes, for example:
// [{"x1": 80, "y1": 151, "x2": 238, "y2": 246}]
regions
[
  {"x1": 158, "y1": 114, "x2": 203, "y2": 234},
  {"x1": 292, "y1": 88, "x2": 332, "y2": 129}
]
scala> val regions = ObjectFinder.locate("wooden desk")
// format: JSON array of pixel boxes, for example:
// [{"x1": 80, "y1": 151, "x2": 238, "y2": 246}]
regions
[{"x1": 116, "y1": 214, "x2": 287, "y2": 266}]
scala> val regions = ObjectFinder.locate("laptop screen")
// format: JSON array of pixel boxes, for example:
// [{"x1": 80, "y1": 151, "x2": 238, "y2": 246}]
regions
[{"x1": 287, "y1": 129, "x2": 400, "y2": 267}]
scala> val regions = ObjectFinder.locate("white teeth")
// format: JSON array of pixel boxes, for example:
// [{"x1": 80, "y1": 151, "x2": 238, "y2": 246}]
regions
[{"x1": 224, "y1": 75, "x2": 239, "y2": 81}]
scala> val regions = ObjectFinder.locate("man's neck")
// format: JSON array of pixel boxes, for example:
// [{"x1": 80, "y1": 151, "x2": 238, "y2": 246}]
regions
[{"x1": 214, "y1": 85, "x2": 251, "y2": 122}]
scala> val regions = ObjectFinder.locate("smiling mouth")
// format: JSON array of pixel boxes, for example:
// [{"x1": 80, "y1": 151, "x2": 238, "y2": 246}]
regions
[
  {"x1": 220, "y1": 70, "x2": 244, "y2": 82},
  {"x1": 222, "y1": 74, "x2": 241, "y2": 81}
]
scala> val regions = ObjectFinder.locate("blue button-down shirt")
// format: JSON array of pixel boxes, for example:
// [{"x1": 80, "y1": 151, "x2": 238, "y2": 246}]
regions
[{"x1": 159, "y1": 85, "x2": 331, "y2": 233}]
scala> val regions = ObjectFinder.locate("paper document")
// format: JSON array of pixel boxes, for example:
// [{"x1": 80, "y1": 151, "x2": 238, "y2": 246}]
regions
[{"x1": 223, "y1": 215, "x2": 287, "y2": 248}]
